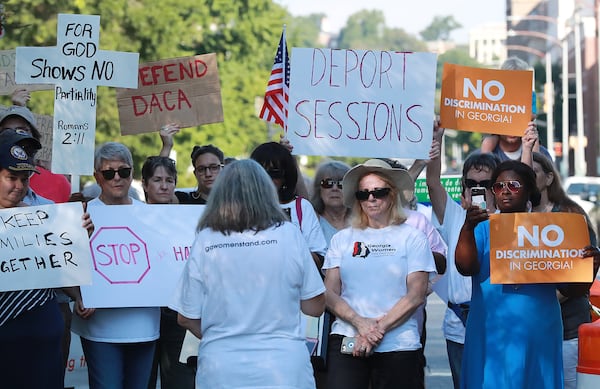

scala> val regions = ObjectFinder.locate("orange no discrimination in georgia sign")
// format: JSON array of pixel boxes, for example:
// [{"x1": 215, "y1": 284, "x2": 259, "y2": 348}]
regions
[
  {"x1": 489, "y1": 212, "x2": 593, "y2": 284},
  {"x1": 440, "y1": 63, "x2": 533, "y2": 136}
]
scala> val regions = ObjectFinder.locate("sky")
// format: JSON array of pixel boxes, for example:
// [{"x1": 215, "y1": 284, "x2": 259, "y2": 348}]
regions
[{"x1": 275, "y1": 0, "x2": 505, "y2": 44}]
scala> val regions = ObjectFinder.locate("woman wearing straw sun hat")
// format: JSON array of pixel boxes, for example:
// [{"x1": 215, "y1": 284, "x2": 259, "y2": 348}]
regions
[{"x1": 323, "y1": 159, "x2": 437, "y2": 389}]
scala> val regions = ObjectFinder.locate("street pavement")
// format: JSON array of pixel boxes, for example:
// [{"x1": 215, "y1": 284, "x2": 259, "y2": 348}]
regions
[
  {"x1": 424, "y1": 293, "x2": 454, "y2": 389},
  {"x1": 65, "y1": 294, "x2": 455, "y2": 388}
]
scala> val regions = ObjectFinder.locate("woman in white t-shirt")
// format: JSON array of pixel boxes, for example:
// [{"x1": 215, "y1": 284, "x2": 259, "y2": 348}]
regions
[
  {"x1": 170, "y1": 159, "x2": 325, "y2": 388},
  {"x1": 323, "y1": 159, "x2": 436, "y2": 389},
  {"x1": 71, "y1": 142, "x2": 160, "y2": 389}
]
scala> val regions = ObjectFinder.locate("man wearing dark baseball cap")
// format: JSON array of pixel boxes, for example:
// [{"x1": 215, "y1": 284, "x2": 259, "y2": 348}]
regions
[
  {"x1": 0, "y1": 139, "x2": 38, "y2": 174},
  {"x1": 0, "y1": 127, "x2": 42, "y2": 156}
]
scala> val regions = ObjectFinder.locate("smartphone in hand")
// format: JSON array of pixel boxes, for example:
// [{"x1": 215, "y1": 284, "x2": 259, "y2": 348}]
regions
[
  {"x1": 471, "y1": 187, "x2": 486, "y2": 209},
  {"x1": 340, "y1": 336, "x2": 356, "y2": 354}
]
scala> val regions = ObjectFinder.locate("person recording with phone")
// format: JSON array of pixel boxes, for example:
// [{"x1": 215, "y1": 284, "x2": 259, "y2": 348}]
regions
[
  {"x1": 455, "y1": 160, "x2": 600, "y2": 388},
  {"x1": 323, "y1": 159, "x2": 436, "y2": 389}
]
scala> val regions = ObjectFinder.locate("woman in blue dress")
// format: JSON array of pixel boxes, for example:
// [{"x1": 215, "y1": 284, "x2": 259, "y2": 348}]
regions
[{"x1": 455, "y1": 160, "x2": 598, "y2": 389}]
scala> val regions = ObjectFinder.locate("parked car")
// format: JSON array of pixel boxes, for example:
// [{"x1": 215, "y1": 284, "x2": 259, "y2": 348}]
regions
[{"x1": 563, "y1": 176, "x2": 600, "y2": 238}]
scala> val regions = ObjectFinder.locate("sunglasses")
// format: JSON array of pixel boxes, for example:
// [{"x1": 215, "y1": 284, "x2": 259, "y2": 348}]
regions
[
  {"x1": 491, "y1": 180, "x2": 522, "y2": 195},
  {"x1": 355, "y1": 187, "x2": 391, "y2": 201},
  {"x1": 266, "y1": 168, "x2": 285, "y2": 180},
  {"x1": 100, "y1": 167, "x2": 132, "y2": 180},
  {"x1": 464, "y1": 179, "x2": 492, "y2": 189},
  {"x1": 320, "y1": 179, "x2": 343, "y2": 189},
  {"x1": 195, "y1": 164, "x2": 223, "y2": 176}
]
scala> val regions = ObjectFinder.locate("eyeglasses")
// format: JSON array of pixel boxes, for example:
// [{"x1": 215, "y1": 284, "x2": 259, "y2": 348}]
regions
[
  {"x1": 195, "y1": 164, "x2": 223, "y2": 176},
  {"x1": 100, "y1": 167, "x2": 132, "y2": 180},
  {"x1": 266, "y1": 168, "x2": 285, "y2": 180},
  {"x1": 355, "y1": 187, "x2": 391, "y2": 201},
  {"x1": 491, "y1": 180, "x2": 522, "y2": 195},
  {"x1": 464, "y1": 179, "x2": 492, "y2": 189},
  {"x1": 320, "y1": 179, "x2": 343, "y2": 189}
]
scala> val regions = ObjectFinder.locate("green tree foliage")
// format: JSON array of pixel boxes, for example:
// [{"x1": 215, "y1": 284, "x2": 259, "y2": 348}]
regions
[
  {"x1": 288, "y1": 13, "x2": 325, "y2": 48},
  {"x1": 337, "y1": 10, "x2": 425, "y2": 51},
  {"x1": 1, "y1": 0, "x2": 289, "y2": 187},
  {"x1": 420, "y1": 15, "x2": 462, "y2": 42}
]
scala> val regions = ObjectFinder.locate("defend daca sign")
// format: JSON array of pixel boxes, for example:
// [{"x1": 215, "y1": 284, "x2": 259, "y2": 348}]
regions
[
  {"x1": 490, "y1": 212, "x2": 593, "y2": 284},
  {"x1": 116, "y1": 54, "x2": 224, "y2": 135}
]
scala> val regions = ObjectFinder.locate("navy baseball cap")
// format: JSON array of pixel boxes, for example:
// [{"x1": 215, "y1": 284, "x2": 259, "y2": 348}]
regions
[
  {"x1": 0, "y1": 128, "x2": 41, "y2": 151},
  {"x1": 0, "y1": 140, "x2": 39, "y2": 174}
]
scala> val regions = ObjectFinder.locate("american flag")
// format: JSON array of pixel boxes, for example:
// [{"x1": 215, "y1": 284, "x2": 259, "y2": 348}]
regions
[{"x1": 259, "y1": 28, "x2": 290, "y2": 129}]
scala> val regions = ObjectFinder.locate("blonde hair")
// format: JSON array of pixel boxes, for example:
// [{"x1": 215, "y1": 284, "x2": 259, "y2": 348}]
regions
[{"x1": 350, "y1": 172, "x2": 406, "y2": 229}]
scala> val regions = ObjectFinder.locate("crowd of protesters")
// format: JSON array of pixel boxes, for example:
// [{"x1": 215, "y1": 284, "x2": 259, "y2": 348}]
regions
[{"x1": 2, "y1": 58, "x2": 600, "y2": 389}]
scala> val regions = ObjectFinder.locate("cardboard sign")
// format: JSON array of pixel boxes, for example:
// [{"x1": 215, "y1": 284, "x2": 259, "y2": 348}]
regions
[
  {"x1": 16, "y1": 14, "x2": 139, "y2": 175},
  {"x1": 489, "y1": 212, "x2": 592, "y2": 284},
  {"x1": 287, "y1": 49, "x2": 437, "y2": 159},
  {"x1": 414, "y1": 175, "x2": 462, "y2": 204},
  {"x1": 0, "y1": 203, "x2": 92, "y2": 292},
  {"x1": 440, "y1": 63, "x2": 533, "y2": 136},
  {"x1": 0, "y1": 49, "x2": 55, "y2": 94},
  {"x1": 116, "y1": 54, "x2": 224, "y2": 135},
  {"x1": 82, "y1": 204, "x2": 204, "y2": 308}
]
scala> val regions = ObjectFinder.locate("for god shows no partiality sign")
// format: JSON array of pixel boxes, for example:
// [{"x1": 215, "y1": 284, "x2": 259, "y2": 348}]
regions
[
  {"x1": 0, "y1": 203, "x2": 92, "y2": 292},
  {"x1": 286, "y1": 49, "x2": 437, "y2": 159},
  {"x1": 15, "y1": 13, "x2": 139, "y2": 175}
]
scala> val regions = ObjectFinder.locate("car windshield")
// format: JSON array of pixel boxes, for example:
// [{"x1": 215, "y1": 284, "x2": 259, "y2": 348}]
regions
[{"x1": 567, "y1": 183, "x2": 600, "y2": 195}]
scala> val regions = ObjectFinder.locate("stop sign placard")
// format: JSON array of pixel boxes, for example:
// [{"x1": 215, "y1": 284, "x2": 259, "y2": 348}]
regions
[{"x1": 89, "y1": 226, "x2": 150, "y2": 284}]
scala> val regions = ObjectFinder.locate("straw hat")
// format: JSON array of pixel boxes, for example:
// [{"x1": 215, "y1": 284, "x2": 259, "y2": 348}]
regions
[{"x1": 342, "y1": 159, "x2": 413, "y2": 208}]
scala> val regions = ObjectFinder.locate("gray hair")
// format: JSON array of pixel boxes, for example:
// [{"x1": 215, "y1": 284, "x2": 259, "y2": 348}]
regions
[
  {"x1": 310, "y1": 160, "x2": 351, "y2": 214},
  {"x1": 197, "y1": 159, "x2": 287, "y2": 234},
  {"x1": 94, "y1": 142, "x2": 133, "y2": 171},
  {"x1": 501, "y1": 57, "x2": 531, "y2": 71}
]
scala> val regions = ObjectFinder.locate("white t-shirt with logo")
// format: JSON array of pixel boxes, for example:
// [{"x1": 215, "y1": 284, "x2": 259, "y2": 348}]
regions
[
  {"x1": 323, "y1": 224, "x2": 436, "y2": 352},
  {"x1": 170, "y1": 222, "x2": 325, "y2": 388}
]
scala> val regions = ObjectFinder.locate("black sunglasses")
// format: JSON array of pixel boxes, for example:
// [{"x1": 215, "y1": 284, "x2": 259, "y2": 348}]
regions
[
  {"x1": 320, "y1": 179, "x2": 343, "y2": 189},
  {"x1": 355, "y1": 187, "x2": 391, "y2": 201},
  {"x1": 464, "y1": 179, "x2": 492, "y2": 189},
  {"x1": 100, "y1": 167, "x2": 132, "y2": 180}
]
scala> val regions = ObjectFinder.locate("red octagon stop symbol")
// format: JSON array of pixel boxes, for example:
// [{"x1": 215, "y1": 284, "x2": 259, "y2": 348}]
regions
[{"x1": 89, "y1": 226, "x2": 150, "y2": 284}]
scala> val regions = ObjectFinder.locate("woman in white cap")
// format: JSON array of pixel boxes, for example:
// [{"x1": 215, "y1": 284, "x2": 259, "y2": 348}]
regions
[{"x1": 323, "y1": 159, "x2": 436, "y2": 389}]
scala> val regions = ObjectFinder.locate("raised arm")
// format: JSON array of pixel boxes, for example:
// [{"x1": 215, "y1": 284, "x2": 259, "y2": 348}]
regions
[
  {"x1": 158, "y1": 124, "x2": 180, "y2": 157},
  {"x1": 520, "y1": 121, "x2": 538, "y2": 167},
  {"x1": 426, "y1": 123, "x2": 449, "y2": 224},
  {"x1": 455, "y1": 206, "x2": 488, "y2": 275}
]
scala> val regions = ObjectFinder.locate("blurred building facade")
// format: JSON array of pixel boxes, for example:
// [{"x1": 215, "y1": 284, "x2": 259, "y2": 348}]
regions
[
  {"x1": 469, "y1": 22, "x2": 507, "y2": 67},
  {"x1": 469, "y1": 0, "x2": 599, "y2": 176}
]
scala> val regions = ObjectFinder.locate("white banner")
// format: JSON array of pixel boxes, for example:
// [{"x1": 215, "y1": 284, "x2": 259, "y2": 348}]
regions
[
  {"x1": 82, "y1": 204, "x2": 204, "y2": 308},
  {"x1": 0, "y1": 202, "x2": 92, "y2": 292},
  {"x1": 287, "y1": 48, "x2": 437, "y2": 159}
]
